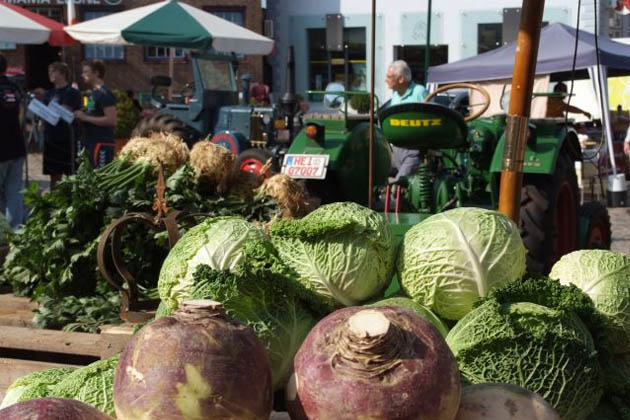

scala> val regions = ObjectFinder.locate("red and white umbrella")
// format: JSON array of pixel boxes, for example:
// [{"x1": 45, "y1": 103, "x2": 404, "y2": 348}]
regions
[{"x1": 0, "y1": 1, "x2": 74, "y2": 45}]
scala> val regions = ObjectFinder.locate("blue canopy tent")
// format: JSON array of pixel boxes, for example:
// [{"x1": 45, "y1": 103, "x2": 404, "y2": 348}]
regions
[
  {"x1": 428, "y1": 23, "x2": 630, "y2": 83},
  {"x1": 428, "y1": 23, "x2": 630, "y2": 175}
]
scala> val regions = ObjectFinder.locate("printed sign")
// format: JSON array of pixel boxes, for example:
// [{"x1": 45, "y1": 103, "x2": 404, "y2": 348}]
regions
[
  {"x1": 49, "y1": 101, "x2": 75, "y2": 123},
  {"x1": 6, "y1": 0, "x2": 122, "y2": 6},
  {"x1": 28, "y1": 98, "x2": 59, "y2": 126},
  {"x1": 281, "y1": 154, "x2": 329, "y2": 180}
]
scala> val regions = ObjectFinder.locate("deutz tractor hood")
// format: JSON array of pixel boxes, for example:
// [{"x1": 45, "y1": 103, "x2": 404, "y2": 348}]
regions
[{"x1": 379, "y1": 103, "x2": 468, "y2": 149}]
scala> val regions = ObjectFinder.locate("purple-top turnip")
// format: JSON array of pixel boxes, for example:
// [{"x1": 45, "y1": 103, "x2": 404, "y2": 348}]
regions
[
  {"x1": 287, "y1": 306, "x2": 461, "y2": 420},
  {"x1": 0, "y1": 397, "x2": 112, "y2": 419},
  {"x1": 113, "y1": 300, "x2": 273, "y2": 420}
]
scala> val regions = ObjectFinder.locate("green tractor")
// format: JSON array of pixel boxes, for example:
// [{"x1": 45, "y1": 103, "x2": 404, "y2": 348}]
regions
[
  {"x1": 133, "y1": 50, "x2": 284, "y2": 173},
  {"x1": 284, "y1": 83, "x2": 611, "y2": 273}
]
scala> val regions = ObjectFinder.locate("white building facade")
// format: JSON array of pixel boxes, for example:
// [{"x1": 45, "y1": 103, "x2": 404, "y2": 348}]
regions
[{"x1": 265, "y1": 0, "x2": 629, "y2": 102}]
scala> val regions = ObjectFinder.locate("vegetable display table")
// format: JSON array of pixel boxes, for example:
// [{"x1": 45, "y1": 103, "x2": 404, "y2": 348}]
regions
[{"x1": 0, "y1": 294, "x2": 133, "y2": 401}]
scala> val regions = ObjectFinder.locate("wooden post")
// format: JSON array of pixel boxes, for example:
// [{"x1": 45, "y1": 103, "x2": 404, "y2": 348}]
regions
[
  {"x1": 497, "y1": 0, "x2": 545, "y2": 223},
  {"x1": 168, "y1": 47, "x2": 175, "y2": 98},
  {"x1": 368, "y1": 0, "x2": 376, "y2": 208}
]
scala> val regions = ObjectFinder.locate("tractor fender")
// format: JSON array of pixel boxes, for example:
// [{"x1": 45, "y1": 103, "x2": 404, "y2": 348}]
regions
[
  {"x1": 210, "y1": 130, "x2": 250, "y2": 154},
  {"x1": 490, "y1": 123, "x2": 580, "y2": 175}
]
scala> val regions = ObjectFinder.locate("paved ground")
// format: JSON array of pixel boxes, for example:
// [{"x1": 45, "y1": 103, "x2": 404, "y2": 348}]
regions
[
  {"x1": 25, "y1": 151, "x2": 630, "y2": 255},
  {"x1": 609, "y1": 207, "x2": 630, "y2": 255}
]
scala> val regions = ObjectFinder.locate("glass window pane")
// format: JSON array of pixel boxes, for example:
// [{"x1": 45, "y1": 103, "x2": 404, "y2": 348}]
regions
[
  {"x1": 83, "y1": 11, "x2": 124, "y2": 60},
  {"x1": 197, "y1": 59, "x2": 236, "y2": 91},
  {"x1": 478, "y1": 23, "x2": 502, "y2": 54}
]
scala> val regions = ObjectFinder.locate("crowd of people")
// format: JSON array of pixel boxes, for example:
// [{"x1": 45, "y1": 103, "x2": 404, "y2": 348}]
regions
[{"x1": 0, "y1": 53, "x2": 117, "y2": 229}]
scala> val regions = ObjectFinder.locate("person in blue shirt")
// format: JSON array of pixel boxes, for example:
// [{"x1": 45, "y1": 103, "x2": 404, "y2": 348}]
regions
[{"x1": 385, "y1": 60, "x2": 428, "y2": 181}]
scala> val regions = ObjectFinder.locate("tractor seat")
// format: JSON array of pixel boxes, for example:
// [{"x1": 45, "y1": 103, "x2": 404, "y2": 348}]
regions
[{"x1": 378, "y1": 102, "x2": 469, "y2": 150}]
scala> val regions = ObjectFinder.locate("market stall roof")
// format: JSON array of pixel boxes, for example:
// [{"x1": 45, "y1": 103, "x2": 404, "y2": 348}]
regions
[
  {"x1": 65, "y1": 0, "x2": 273, "y2": 55},
  {"x1": 428, "y1": 23, "x2": 630, "y2": 84},
  {"x1": 0, "y1": 1, "x2": 74, "y2": 46}
]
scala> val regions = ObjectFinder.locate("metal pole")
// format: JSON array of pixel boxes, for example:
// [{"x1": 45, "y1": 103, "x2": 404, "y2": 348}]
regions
[
  {"x1": 368, "y1": 0, "x2": 376, "y2": 208},
  {"x1": 497, "y1": 0, "x2": 545, "y2": 223},
  {"x1": 424, "y1": 0, "x2": 432, "y2": 83}
]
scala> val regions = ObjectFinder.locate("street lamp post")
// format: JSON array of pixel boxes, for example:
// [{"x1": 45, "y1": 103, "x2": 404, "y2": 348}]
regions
[{"x1": 424, "y1": 0, "x2": 432, "y2": 83}]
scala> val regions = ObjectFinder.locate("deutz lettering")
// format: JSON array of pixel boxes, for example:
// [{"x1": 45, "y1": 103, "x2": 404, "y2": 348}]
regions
[{"x1": 389, "y1": 118, "x2": 442, "y2": 127}]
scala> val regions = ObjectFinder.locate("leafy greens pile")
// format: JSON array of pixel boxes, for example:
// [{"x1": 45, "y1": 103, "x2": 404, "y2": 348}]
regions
[{"x1": 1, "y1": 154, "x2": 281, "y2": 332}]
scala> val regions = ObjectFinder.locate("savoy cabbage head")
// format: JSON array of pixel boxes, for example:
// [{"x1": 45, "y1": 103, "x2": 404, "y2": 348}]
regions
[
  {"x1": 269, "y1": 202, "x2": 395, "y2": 310},
  {"x1": 550, "y1": 250, "x2": 630, "y2": 354},
  {"x1": 158, "y1": 216, "x2": 270, "y2": 311},
  {"x1": 398, "y1": 207, "x2": 526, "y2": 320},
  {"x1": 446, "y1": 276, "x2": 605, "y2": 420},
  {"x1": 0, "y1": 367, "x2": 76, "y2": 409},
  {"x1": 49, "y1": 354, "x2": 120, "y2": 416}
]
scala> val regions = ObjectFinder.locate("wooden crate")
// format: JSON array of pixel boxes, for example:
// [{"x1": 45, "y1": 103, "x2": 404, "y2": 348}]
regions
[{"x1": 0, "y1": 294, "x2": 134, "y2": 401}]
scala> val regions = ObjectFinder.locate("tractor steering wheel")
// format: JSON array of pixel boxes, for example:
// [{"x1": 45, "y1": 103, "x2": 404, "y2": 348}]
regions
[{"x1": 424, "y1": 82, "x2": 491, "y2": 122}]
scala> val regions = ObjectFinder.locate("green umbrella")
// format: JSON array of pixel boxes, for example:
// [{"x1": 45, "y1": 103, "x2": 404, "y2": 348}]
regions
[{"x1": 65, "y1": 0, "x2": 273, "y2": 54}]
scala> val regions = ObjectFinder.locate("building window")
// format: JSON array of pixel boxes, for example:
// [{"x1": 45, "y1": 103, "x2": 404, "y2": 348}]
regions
[
  {"x1": 393, "y1": 45, "x2": 449, "y2": 85},
  {"x1": 145, "y1": 46, "x2": 186, "y2": 61},
  {"x1": 307, "y1": 27, "x2": 367, "y2": 95},
  {"x1": 478, "y1": 23, "x2": 502, "y2": 54},
  {"x1": 83, "y1": 11, "x2": 124, "y2": 60},
  {"x1": 205, "y1": 8, "x2": 245, "y2": 27}
]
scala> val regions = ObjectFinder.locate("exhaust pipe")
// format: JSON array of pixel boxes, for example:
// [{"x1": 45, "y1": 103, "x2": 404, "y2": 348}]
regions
[{"x1": 280, "y1": 46, "x2": 298, "y2": 136}]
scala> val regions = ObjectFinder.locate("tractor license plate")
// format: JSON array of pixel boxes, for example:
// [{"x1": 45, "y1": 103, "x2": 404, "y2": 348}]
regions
[{"x1": 281, "y1": 154, "x2": 329, "y2": 179}]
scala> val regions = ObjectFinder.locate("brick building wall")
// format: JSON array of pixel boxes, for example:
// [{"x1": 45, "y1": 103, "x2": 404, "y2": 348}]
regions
[{"x1": 1, "y1": 0, "x2": 265, "y2": 98}]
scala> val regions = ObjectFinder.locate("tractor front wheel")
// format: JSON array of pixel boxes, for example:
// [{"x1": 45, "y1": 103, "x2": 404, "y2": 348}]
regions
[
  {"x1": 132, "y1": 113, "x2": 200, "y2": 147},
  {"x1": 235, "y1": 148, "x2": 276, "y2": 177},
  {"x1": 519, "y1": 150, "x2": 579, "y2": 274},
  {"x1": 579, "y1": 201, "x2": 612, "y2": 250}
]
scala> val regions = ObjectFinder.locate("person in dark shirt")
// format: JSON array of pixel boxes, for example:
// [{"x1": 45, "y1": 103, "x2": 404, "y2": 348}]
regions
[
  {"x1": 74, "y1": 59, "x2": 116, "y2": 168},
  {"x1": 0, "y1": 54, "x2": 25, "y2": 229},
  {"x1": 43, "y1": 62, "x2": 82, "y2": 189}
]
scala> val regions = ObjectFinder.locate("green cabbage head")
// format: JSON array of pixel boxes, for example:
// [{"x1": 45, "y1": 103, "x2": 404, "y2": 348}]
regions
[
  {"x1": 398, "y1": 207, "x2": 526, "y2": 320},
  {"x1": 447, "y1": 300, "x2": 603, "y2": 420},
  {"x1": 158, "y1": 216, "x2": 270, "y2": 311},
  {"x1": 270, "y1": 202, "x2": 395, "y2": 310},
  {"x1": 49, "y1": 354, "x2": 120, "y2": 416},
  {"x1": 550, "y1": 250, "x2": 630, "y2": 354},
  {"x1": 0, "y1": 367, "x2": 75, "y2": 409}
]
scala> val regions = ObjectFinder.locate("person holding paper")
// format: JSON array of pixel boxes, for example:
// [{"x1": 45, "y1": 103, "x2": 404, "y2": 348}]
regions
[
  {"x1": 74, "y1": 59, "x2": 116, "y2": 168},
  {"x1": 0, "y1": 54, "x2": 25, "y2": 229},
  {"x1": 44, "y1": 62, "x2": 81, "y2": 189}
]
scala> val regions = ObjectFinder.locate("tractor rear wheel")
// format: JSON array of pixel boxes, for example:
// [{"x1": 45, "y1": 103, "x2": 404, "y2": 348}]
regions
[
  {"x1": 235, "y1": 148, "x2": 276, "y2": 177},
  {"x1": 579, "y1": 201, "x2": 612, "y2": 250},
  {"x1": 132, "y1": 113, "x2": 200, "y2": 147},
  {"x1": 519, "y1": 150, "x2": 579, "y2": 274}
]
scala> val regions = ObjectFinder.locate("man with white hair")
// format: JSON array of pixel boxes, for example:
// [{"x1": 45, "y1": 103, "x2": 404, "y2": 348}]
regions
[{"x1": 385, "y1": 60, "x2": 427, "y2": 181}]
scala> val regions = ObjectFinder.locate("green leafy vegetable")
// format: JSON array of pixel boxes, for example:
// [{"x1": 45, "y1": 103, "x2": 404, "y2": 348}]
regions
[
  {"x1": 0, "y1": 367, "x2": 76, "y2": 409},
  {"x1": 270, "y1": 202, "x2": 395, "y2": 310},
  {"x1": 446, "y1": 276, "x2": 605, "y2": 420},
  {"x1": 158, "y1": 217, "x2": 272, "y2": 311},
  {"x1": 1, "y1": 153, "x2": 281, "y2": 332},
  {"x1": 550, "y1": 250, "x2": 630, "y2": 354},
  {"x1": 49, "y1": 354, "x2": 120, "y2": 416},
  {"x1": 398, "y1": 207, "x2": 527, "y2": 321}
]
